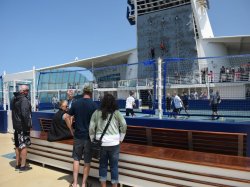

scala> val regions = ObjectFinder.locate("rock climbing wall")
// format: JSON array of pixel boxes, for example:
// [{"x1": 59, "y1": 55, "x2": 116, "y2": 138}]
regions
[{"x1": 137, "y1": 4, "x2": 198, "y2": 78}]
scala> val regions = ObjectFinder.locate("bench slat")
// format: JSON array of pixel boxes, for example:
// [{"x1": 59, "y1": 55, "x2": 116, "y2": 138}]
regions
[{"x1": 39, "y1": 118, "x2": 53, "y2": 132}]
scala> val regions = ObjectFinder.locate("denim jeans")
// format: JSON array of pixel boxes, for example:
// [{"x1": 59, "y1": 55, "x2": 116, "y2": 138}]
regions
[{"x1": 99, "y1": 144, "x2": 120, "y2": 184}]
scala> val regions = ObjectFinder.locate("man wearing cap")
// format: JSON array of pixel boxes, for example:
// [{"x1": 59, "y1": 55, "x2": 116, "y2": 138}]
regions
[
  {"x1": 65, "y1": 86, "x2": 97, "y2": 187},
  {"x1": 11, "y1": 85, "x2": 32, "y2": 172}
]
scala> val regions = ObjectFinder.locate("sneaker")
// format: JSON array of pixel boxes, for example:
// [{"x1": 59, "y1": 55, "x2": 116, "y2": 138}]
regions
[
  {"x1": 19, "y1": 166, "x2": 32, "y2": 172},
  {"x1": 15, "y1": 165, "x2": 21, "y2": 171}
]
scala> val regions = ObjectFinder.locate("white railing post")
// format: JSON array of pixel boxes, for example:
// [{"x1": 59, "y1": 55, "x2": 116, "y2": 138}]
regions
[
  {"x1": 206, "y1": 81, "x2": 210, "y2": 100},
  {"x1": 157, "y1": 57, "x2": 163, "y2": 119},
  {"x1": 13, "y1": 80, "x2": 16, "y2": 93},
  {"x1": 33, "y1": 66, "x2": 36, "y2": 111},
  {"x1": 3, "y1": 71, "x2": 6, "y2": 110}
]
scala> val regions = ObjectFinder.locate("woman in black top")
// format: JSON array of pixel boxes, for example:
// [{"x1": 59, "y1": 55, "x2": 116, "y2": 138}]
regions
[{"x1": 47, "y1": 100, "x2": 73, "y2": 141}]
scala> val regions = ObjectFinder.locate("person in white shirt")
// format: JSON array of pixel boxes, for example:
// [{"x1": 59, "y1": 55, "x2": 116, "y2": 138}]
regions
[
  {"x1": 173, "y1": 92, "x2": 183, "y2": 119},
  {"x1": 125, "y1": 91, "x2": 136, "y2": 117}
]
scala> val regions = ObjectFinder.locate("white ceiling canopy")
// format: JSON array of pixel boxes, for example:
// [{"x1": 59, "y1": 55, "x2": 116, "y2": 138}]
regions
[{"x1": 37, "y1": 49, "x2": 135, "y2": 71}]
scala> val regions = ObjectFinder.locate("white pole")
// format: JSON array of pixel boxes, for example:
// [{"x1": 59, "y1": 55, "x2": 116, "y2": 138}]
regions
[
  {"x1": 57, "y1": 90, "x2": 60, "y2": 102},
  {"x1": 3, "y1": 71, "x2": 6, "y2": 110},
  {"x1": 92, "y1": 61, "x2": 94, "y2": 100},
  {"x1": 13, "y1": 80, "x2": 16, "y2": 93},
  {"x1": 207, "y1": 80, "x2": 210, "y2": 100},
  {"x1": 6, "y1": 81, "x2": 10, "y2": 111},
  {"x1": 2, "y1": 72, "x2": 14, "y2": 133},
  {"x1": 32, "y1": 66, "x2": 36, "y2": 111},
  {"x1": 158, "y1": 57, "x2": 163, "y2": 119}
]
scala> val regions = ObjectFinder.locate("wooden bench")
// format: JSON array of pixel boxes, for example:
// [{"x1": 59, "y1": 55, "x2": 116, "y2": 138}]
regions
[
  {"x1": 37, "y1": 118, "x2": 247, "y2": 156},
  {"x1": 124, "y1": 126, "x2": 247, "y2": 156},
  {"x1": 39, "y1": 118, "x2": 53, "y2": 132},
  {"x1": 28, "y1": 130, "x2": 250, "y2": 187}
]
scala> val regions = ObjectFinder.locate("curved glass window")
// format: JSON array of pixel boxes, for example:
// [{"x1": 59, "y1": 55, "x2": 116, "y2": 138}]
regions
[{"x1": 37, "y1": 68, "x2": 89, "y2": 103}]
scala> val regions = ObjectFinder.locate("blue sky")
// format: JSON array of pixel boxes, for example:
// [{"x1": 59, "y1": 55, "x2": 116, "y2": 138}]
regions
[{"x1": 0, "y1": 0, "x2": 250, "y2": 74}]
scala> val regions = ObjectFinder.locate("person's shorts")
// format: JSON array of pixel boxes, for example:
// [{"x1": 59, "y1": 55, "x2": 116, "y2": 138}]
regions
[
  {"x1": 173, "y1": 108, "x2": 182, "y2": 114},
  {"x1": 166, "y1": 105, "x2": 171, "y2": 111},
  {"x1": 126, "y1": 108, "x2": 134, "y2": 116},
  {"x1": 72, "y1": 138, "x2": 92, "y2": 163},
  {"x1": 184, "y1": 105, "x2": 189, "y2": 110},
  {"x1": 211, "y1": 104, "x2": 218, "y2": 112},
  {"x1": 14, "y1": 131, "x2": 31, "y2": 149}
]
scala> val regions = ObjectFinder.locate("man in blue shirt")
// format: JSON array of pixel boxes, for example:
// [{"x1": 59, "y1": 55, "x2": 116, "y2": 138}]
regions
[{"x1": 65, "y1": 86, "x2": 97, "y2": 187}]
